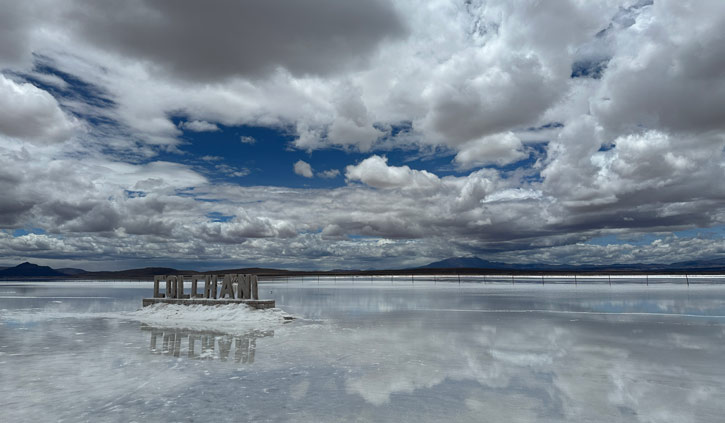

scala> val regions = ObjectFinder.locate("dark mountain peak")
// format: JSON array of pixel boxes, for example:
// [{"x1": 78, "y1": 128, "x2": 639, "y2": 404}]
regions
[{"x1": 0, "y1": 262, "x2": 65, "y2": 277}]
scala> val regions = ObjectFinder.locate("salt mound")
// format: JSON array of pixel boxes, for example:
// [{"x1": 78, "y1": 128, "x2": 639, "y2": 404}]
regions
[{"x1": 126, "y1": 303, "x2": 294, "y2": 333}]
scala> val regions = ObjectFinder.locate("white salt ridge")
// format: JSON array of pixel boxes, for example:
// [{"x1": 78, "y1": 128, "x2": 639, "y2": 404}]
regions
[
  {"x1": 1, "y1": 303, "x2": 295, "y2": 334},
  {"x1": 127, "y1": 303, "x2": 293, "y2": 333}
]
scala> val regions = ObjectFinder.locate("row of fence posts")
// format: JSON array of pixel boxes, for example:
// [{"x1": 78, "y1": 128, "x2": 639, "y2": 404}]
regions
[{"x1": 274, "y1": 273, "x2": 694, "y2": 286}]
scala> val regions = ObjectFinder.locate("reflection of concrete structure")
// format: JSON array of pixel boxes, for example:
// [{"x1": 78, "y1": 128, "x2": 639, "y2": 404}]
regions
[
  {"x1": 143, "y1": 274, "x2": 274, "y2": 308},
  {"x1": 143, "y1": 325, "x2": 274, "y2": 363}
]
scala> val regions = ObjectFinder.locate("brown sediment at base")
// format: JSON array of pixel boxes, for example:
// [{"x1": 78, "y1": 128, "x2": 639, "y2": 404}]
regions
[{"x1": 142, "y1": 298, "x2": 275, "y2": 309}]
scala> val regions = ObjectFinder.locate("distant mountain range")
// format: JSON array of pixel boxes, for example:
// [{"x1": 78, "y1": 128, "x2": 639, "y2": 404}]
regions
[
  {"x1": 0, "y1": 262, "x2": 299, "y2": 279},
  {"x1": 419, "y1": 256, "x2": 725, "y2": 273},
  {"x1": 1, "y1": 256, "x2": 724, "y2": 280}
]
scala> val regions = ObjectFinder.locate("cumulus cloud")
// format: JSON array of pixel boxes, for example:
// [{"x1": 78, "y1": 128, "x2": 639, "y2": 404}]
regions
[
  {"x1": 454, "y1": 132, "x2": 528, "y2": 169},
  {"x1": 293, "y1": 160, "x2": 314, "y2": 178},
  {"x1": 0, "y1": 74, "x2": 78, "y2": 143},
  {"x1": 0, "y1": 0, "x2": 724, "y2": 269},
  {"x1": 345, "y1": 155, "x2": 440, "y2": 190},
  {"x1": 178, "y1": 120, "x2": 219, "y2": 132}
]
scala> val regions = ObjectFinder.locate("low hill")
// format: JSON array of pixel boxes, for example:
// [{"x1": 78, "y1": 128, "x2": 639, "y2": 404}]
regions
[
  {"x1": 57, "y1": 267, "x2": 87, "y2": 276},
  {"x1": 77, "y1": 267, "x2": 188, "y2": 279}
]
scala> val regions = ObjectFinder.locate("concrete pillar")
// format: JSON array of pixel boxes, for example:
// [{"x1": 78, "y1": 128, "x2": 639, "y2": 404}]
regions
[
  {"x1": 251, "y1": 274, "x2": 259, "y2": 300},
  {"x1": 153, "y1": 275, "x2": 165, "y2": 298},
  {"x1": 204, "y1": 275, "x2": 217, "y2": 299},
  {"x1": 237, "y1": 274, "x2": 251, "y2": 299},
  {"x1": 219, "y1": 274, "x2": 236, "y2": 299},
  {"x1": 176, "y1": 275, "x2": 186, "y2": 299},
  {"x1": 191, "y1": 276, "x2": 201, "y2": 298},
  {"x1": 166, "y1": 276, "x2": 177, "y2": 299}
]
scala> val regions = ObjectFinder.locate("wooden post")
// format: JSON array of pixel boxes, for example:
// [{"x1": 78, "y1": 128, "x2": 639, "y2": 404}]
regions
[
  {"x1": 646, "y1": 274, "x2": 648, "y2": 286},
  {"x1": 574, "y1": 274, "x2": 577, "y2": 286},
  {"x1": 608, "y1": 274, "x2": 611, "y2": 286},
  {"x1": 541, "y1": 275, "x2": 544, "y2": 286},
  {"x1": 411, "y1": 274, "x2": 414, "y2": 284},
  {"x1": 458, "y1": 273, "x2": 461, "y2": 285},
  {"x1": 686, "y1": 274, "x2": 689, "y2": 287},
  {"x1": 511, "y1": 274, "x2": 514, "y2": 285}
]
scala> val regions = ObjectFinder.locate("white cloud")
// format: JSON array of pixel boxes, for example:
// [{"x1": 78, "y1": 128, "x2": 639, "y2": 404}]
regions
[
  {"x1": 293, "y1": 160, "x2": 314, "y2": 178},
  {"x1": 214, "y1": 164, "x2": 250, "y2": 178},
  {"x1": 345, "y1": 155, "x2": 440, "y2": 190},
  {"x1": 318, "y1": 169, "x2": 340, "y2": 179},
  {"x1": 179, "y1": 120, "x2": 219, "y2": 132},
  {"x1": 240, "y1": 135, "x2": 256, "y2": 144},
  {"x1": 454, "y1": 132, "x2": 528, "y2": 169},
  {"x1": 0, "y1": 74, "x2": 78, "y2": 144},
  {"x1": 0, "y1": 0, "x2": 724, "y2": 268}
]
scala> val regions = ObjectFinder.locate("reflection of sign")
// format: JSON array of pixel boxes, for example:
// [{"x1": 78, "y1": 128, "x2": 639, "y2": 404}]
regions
[
  {"x1": 153, "y1": 274, "x2": 259, "y2": 300},
  {"x1": 144, "y1": 326, "x2": 273, "y2": 362}
]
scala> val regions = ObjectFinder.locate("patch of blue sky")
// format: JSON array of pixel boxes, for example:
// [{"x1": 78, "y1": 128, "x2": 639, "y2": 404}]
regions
[
  {"x1": 206, "y1": 212, "x2": 234, "y2": 222},
  {"x1": 124, "y1": 190, "x2": 146, "y2": 198},
  {"x1": 18, "y1": 59, "x2": 547, "y2": 190},
  {"x1": 161, "y1": 118, "x2": 480, "y2": 189},
  {"x1": 346, "y1": 234, "x2": 380, "y2": 240},
  {"x1": 15, "y1": 58, "x2": 551, "y2": 188},
  {"x1": 598, "y1": 143, "x2": 616, "y2": 152},
  {"x1": 586, "y1": 234, "x2": 625, "y2": 246},
  {"x1": 18, "y1": 58, "x2": 125, "y2": 148},
  {"x1": 672, "y1": 225, "x2": 725, "y2": 239},
  {"x1": 570, "y1": 58, "x2": 608, "y2": 79},
  {"x1": 13, "y1": 228, "x2": 46, "y2": 237},
  {"x1": 21, "y1": 57, "x2": 116, "y2": 113},
  {"x1": 526, "y1": 122, "x2": 563, "y2": 132},
  {"x1": 174, "y1": 121, "x2": 349, "y2": 188}
]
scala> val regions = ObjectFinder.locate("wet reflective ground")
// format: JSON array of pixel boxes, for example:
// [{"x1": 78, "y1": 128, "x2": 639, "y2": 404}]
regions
[{"x1": 1, "y1": 279, "x2": 725, "y2": 422}]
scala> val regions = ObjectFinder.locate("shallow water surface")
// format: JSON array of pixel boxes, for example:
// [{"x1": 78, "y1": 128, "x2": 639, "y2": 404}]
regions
[{"x1": 1, "y1": 280, "x2": 724, "y2": 422}]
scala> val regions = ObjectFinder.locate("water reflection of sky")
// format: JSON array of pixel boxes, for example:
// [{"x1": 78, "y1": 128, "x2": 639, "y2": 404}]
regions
[{"x1": 1, "y1": 281, "x2": 724, "y2": 422}]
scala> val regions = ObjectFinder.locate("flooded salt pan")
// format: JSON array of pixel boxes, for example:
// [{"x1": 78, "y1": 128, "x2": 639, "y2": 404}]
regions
[{"x1": 1, "y1": 280, "x2": 724, "y2": 422}]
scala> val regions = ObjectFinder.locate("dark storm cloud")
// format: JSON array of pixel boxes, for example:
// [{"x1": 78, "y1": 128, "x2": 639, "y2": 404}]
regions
[{"x1": 65, "y1": 0, "x2": 407, "y2": 81}]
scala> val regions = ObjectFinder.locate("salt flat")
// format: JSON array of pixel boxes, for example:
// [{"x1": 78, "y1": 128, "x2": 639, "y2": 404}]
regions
[{"x1": 1, "y1": 279, "x2": 724, "y2": 422}]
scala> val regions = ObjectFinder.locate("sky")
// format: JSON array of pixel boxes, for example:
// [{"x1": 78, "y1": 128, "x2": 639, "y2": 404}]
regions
[{"x1": 0, "y1": 0, "x2": 724, "y2": 271}]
